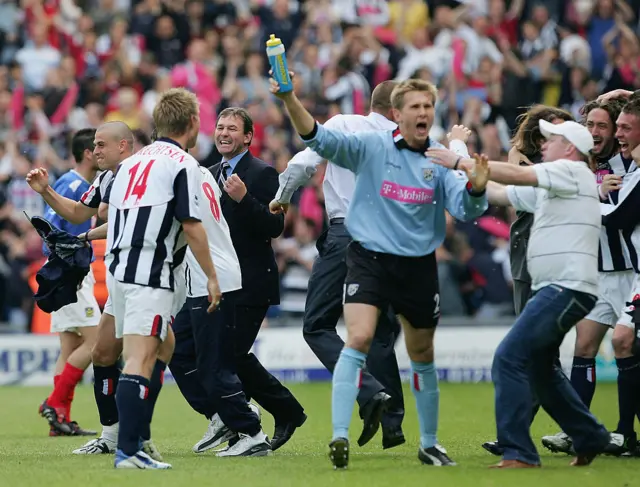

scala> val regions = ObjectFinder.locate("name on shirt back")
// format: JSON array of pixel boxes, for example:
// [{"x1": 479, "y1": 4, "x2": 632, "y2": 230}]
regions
[
  {"x1": 136, "y1": 144, "x2": 189, "y2": 163},
  {"x1": 380, "y1": 181, "x2": 434, "y2": 204}
]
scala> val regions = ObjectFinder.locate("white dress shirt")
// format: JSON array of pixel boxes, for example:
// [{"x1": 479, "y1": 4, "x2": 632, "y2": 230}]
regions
[{"x1": 275, "y1": 112, "x2": 397, "y2": 220}]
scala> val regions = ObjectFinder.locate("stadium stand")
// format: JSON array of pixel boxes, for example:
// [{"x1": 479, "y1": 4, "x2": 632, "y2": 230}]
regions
[{"x1": 0, "y1": 0, "x2": 638, "y2": 332}]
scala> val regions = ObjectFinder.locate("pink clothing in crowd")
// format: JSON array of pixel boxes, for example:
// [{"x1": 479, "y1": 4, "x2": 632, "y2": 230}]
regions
[{"x1": 171, "y1": 61, "x2": 221, "y2": 136}]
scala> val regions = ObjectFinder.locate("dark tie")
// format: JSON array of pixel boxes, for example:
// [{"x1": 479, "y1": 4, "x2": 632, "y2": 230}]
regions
[{"x1": 218, "y1": 162, "x2": 230, "y2": 189}]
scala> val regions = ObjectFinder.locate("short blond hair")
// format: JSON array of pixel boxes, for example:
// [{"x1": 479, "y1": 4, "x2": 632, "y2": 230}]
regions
[
  {"x1": 153, "y1": 88, "x2": 199, "y2": 138},
  {"x1": 390, "y1": 79, "x2": 438, "y2": 110}
]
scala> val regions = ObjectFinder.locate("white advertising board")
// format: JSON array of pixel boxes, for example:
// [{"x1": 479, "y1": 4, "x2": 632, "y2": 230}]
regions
[{"x1": 0, "y1": 326, "x2": 617, "y2": 386}]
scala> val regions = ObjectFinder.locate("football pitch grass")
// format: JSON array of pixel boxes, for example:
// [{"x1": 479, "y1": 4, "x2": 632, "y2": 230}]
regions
[{"x1": 2, "y1": 382, "x2": 637, "y2": 487}]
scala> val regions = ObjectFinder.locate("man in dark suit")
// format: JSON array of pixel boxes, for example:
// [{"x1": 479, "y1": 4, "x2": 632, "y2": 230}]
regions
[{"x1": 209, "y1": 107, "x2": 306, "y2": 451}]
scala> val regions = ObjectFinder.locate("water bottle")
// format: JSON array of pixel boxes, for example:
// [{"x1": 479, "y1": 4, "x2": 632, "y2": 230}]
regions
[{"x1": 266, "y1": 34, "x2": 293, "y2": 93}]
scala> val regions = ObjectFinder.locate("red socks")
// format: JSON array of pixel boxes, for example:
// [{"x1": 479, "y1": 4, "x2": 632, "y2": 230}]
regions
[{"x1": 48, "y1": 363, "x2": 84, "y2": 420}]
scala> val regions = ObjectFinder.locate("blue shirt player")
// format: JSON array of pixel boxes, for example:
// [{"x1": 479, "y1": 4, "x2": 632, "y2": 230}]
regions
[
  {"x1": 29, "y1": 128, "x2": 102, "y2": 438},
  {"x1": 270, "y1": 76, "x2": 489, "y2": 469},
  {"x1": 43, "y1": 172, "x2": 93, "y2": 255}
]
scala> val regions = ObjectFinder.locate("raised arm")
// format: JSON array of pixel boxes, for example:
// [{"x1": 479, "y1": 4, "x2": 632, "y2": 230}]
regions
[
  {"x1": 426, "y1": 150, "x2": 582, "y2": 197},
  {"x1": 26, "y1": 168, "x2": 96, "y2": 224},
  {"x1": 430, "y1": 150, "x2": 540, "y2": 211},
  {"x1": 269, "y1": 72, "x2": 371, "y2": 173},
  {"x1": 486, "y1": 181, "x2": 513, "y2": 207}
]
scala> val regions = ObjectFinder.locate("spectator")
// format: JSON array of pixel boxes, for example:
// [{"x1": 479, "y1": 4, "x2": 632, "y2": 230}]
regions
[{"x1": 0, "y1": 0, "x2": 639, "y2": 330}]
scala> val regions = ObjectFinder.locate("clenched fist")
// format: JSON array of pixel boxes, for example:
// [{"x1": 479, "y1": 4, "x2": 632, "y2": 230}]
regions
[
  {"x1": 447, "y1": 125, "x2": 472, "y2": 144},
  {"x1": 26, "y1": 168, "x2": 50, "y2": 194},
  {"x1": 223, "y1": 174, "x2": 248, "y2": 203}
]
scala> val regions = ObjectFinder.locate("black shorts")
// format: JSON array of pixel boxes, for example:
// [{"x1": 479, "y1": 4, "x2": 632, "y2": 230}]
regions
[{"x1": 343, "y1": 241, "x2": 440, "y2": 329}]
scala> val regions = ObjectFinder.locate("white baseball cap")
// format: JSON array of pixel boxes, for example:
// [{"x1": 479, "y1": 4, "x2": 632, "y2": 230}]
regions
[{"x1": 539, "y1": 119, "x2": 594, "y2": 156}]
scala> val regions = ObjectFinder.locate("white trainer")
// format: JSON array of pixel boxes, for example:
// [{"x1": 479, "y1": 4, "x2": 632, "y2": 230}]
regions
[
  {"x1": 193, "y1": 413, "x2": 235, "y2": 453},
  {"x1": 114, "y1": 449, "x2": 172, "y2": 469},
  {"x1": 72, "y1": 437, "x2": 117, "y2": 455},
  {"x1": 216, "y1": 431, "x2": 272, "y2": 457}
]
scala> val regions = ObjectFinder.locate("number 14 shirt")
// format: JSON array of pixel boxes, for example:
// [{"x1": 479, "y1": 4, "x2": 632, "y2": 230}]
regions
[{"x1": 105, "y1": 138, "x2": 202, "y2": 290}]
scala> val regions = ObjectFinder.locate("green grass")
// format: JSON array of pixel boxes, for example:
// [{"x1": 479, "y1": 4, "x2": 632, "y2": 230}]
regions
[{"x1": 1, "y1": 382, "x2": 637, "y2": 487}]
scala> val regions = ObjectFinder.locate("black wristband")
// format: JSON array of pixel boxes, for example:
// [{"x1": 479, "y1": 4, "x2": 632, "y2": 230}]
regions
[
  {"x1": 453, "y1": 156, "x2": 461, "y2": 170},
  {"x1": 300, "y1": 122, "x2": 319, "y2": 141},
  {"x1": 84, "y1": 231, "x2": 90, "y2": 242}
]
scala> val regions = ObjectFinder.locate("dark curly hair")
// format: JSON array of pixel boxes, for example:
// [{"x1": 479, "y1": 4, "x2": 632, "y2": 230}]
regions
[
  {"x1": 511, "y1": 105, "x2": 574, "y2": 159},
  {"x1": 581, "y1": 97, "x2": 626, "y2": 161}
]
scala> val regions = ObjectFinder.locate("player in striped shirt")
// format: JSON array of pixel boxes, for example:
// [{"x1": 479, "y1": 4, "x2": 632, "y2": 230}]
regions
[
  {"x1": 27, "y1": 123, "x2": 169, "y2": 460},
  {"x1": 594, "y1": 94, "x2": 640, "y2": 456},
  {"x1": 75, "y1": 123, "x2": 175, "y2": 460},
  {"x1": 107, "y1": 88, "x2": 220, "y2": 470}
]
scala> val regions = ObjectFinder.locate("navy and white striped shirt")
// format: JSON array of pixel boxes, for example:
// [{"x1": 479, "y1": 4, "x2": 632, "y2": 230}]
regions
[
  {"x1": 599, "y1": 154, "x2": 637, "y2": 272},
  {"x1": 80, "y1": 170, "x2": 114, "y2": 209},
  {"x1": 105, "y1": 139, "x2": 202, "y2": 290}
]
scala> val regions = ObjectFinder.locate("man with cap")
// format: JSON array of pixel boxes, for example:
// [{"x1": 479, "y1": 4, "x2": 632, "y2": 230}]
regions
[{"x1": 427, "y1": 119, "x2": 611, "y2": 469}]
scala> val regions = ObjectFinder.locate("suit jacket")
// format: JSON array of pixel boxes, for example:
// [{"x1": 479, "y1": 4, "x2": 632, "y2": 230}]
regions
[{"x1": 209, "y1": 151, "x2": 284, "y2": 306}]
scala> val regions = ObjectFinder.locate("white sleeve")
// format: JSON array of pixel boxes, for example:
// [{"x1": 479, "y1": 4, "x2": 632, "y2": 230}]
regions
[
  {"x1": 448, "y1": 139, "x2": 470, "y2": 158},
  {"x1": 533, "y1": 161, "x2": 579, "y2": 196},
  {"x1": 274, "y1": 116, "x2": 345, "y2": 204},
  {"x1": 506, "y1": 186, "x2": 538, "y2": 213}
]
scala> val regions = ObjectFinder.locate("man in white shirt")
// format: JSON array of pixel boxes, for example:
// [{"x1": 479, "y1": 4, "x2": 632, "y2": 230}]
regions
[
  {"x1": 270, "y1": 81, "x2": 406, "y2": 449},
  {"x1": 171, "y1": 166, "x2": 271, "y2": 458},
  {"x1": 427, "y1": 120, "x2": 610, "y2": 468}
]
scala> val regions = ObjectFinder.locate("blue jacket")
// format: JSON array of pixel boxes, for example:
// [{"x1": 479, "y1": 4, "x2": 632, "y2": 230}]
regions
[{"x1": 30, "y1": 216, "x2": 93, "y2": 313}]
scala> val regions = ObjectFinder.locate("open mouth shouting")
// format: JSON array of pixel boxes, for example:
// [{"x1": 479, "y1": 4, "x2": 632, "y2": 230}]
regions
[
  {"x1": 592, "y1": 136, "x2": 604, "y2": 153},
  {"x1": 416, "y1": 122, "x2": 429, "y2": 137},
  {"x1": 619, "y1": 141, "x2": 631, "y2": 157}
]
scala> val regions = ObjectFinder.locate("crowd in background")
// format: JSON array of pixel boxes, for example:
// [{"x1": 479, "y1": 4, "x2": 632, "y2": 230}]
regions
[{"x1": 0, "y1": 0, "x2": 639, "y2": 331}]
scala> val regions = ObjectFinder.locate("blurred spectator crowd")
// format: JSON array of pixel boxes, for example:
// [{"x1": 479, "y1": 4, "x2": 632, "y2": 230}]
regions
[{"x1": 0, "y1": 0, "x2": 639, "y2": 331}]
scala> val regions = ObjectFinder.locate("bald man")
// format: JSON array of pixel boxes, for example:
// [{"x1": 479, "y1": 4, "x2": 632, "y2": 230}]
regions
[
  {"x1": 27, "y1": 124, "x2": 169, "y2": 461},
  {"x1": 80, "y1": 122, "x2": 177, "y2": 461}
]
